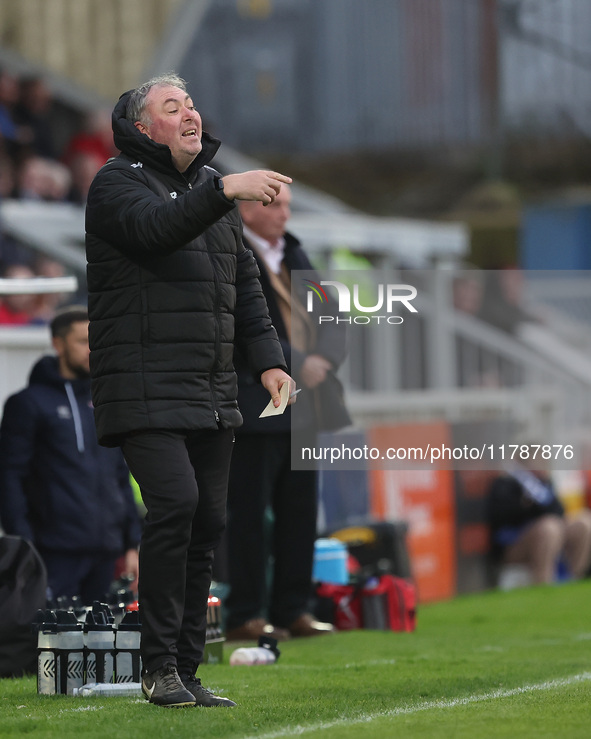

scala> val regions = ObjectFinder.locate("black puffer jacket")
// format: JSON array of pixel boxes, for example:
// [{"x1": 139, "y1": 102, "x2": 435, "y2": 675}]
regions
[{"x1": 86, "y1": 91, "x2": 286, "y2": 446}]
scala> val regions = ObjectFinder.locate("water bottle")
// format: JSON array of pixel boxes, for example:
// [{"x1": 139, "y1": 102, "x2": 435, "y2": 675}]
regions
[
  {"x1": 33, "y1": 609, "x2": 58, "y2": 695},
  {"x1": 229, "y1": 635, "x2": 280, "y2": 666},
  {"x1": 73, "y1": 682, "x2": 142, "y2": 697},
  {"x1": 55, "y1": 610, "x2": 85, "y2": 695},
  {"x1": 114, "y1": 610, "x2": 142, "y2": 683},
  {"x1": 229, "y1": 647, "x2": 277, "y2": 665},
  {"x1": 84, "y1": 604, "x2": 115, "y2": 684}
]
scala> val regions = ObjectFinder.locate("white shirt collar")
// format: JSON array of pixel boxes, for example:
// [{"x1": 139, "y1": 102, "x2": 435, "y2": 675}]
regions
[{"x1": 243, "y1": 225, "x2": 285, "y2": 275}]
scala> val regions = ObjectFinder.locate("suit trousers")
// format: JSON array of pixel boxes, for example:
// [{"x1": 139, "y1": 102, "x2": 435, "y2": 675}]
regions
[
  {"x1": 225, "y1": 432, "x2": 317, "y2": 630},
  {"x1": 121, "y1": 428, "x2": 234, "y2": 676}
]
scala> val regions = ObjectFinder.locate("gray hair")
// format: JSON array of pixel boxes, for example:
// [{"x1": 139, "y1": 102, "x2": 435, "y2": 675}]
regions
[{"x1": 126, "y1": 73, "x2": 188, "y2": 125}]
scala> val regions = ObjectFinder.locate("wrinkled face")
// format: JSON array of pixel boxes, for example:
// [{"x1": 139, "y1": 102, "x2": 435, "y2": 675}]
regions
[
  {"x1": 135, "y1": 85, "x2": 203, "y2": 172},
  {"x1": 240, "y1": 185, "x2": 292, "y2": 244},
  {"x1": 53, "y1": 321, "x2": 90, "y2": 379}
]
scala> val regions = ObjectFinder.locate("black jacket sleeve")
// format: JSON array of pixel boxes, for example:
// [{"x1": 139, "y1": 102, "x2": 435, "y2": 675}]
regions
[{"x1": 85, "y1": 165, "x2": 235, "y2": 257}]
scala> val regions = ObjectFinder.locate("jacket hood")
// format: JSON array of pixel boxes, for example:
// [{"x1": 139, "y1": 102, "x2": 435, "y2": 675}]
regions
[
  {"x1": 112, "y1": 89, "x2": 221, "y2": 176},
  {"x1": 29, "y1": 355, "x2": 90, "y2": 393}
]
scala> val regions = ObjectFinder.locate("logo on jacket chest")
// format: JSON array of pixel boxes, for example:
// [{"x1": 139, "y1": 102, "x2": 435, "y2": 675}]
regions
[
  {"x1": 169, "y1": 191, "x2": 178, "y2": 199},
  {"x1": 57, "y1": 405, "x2": 72, "y2": 420}
]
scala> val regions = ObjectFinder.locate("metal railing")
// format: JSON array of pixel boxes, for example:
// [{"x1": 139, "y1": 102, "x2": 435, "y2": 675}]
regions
[{"x1": 334, "y1": 269, "x2": 591, "y2": 446}]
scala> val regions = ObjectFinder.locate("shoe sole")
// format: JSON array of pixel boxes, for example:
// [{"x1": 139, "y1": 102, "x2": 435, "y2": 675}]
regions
[{"x1": 142, "y1": 689, "x2": 196, "y2": 707}]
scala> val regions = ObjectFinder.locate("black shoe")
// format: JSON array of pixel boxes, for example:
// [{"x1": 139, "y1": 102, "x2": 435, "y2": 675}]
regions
[
  {"x1": 181, "y1": 674, "x2": 237, "y2": 707},
  {"x1": 142, "y1": 665, "x2": 196, "y2": 707}
]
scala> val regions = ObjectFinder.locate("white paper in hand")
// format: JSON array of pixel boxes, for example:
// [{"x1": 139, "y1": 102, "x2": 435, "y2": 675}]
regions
[{"x1": 259, "y1": 381, "x2": 290, "y2": 418}]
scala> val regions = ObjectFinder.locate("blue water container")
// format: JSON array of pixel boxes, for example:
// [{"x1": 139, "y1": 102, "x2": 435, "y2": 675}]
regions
[{"x1": 312, "y1": 538, "x2": 348, "y2": 584}]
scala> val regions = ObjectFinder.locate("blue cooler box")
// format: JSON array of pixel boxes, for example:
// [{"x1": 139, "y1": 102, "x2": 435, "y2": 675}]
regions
[{"x1": 312, "y1": 538, "x2": 348, "y2": 585}]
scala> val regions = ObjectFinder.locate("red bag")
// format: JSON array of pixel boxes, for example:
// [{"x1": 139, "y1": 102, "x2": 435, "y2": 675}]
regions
[
  {"x1": 314, "y1": 575, "x2": 416, "y2": 632},
  {"x1": 313, "y1": 582, "x2": 362, "y2": 631},
  {"x1": 361, "y1": 575, "x2": 416, "y2": 632}
]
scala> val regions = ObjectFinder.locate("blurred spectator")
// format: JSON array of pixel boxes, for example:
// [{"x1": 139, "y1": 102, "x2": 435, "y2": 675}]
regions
[
  {"x1": 0, "y1": 263, "x2": 38, "y2": 325},
  {"x1": 487, "y1": 464, "x2": 591, "y2": 584},
  {"x1": 44, "y1": 160, "x2": 72, "y2": 202},
  {"x1": 478, "y1": 268, "x2": 536, "y2": 335},
  {"x1": 0, "y1": 70, "x2": 27, "y2": 150},
  {"x1": 0, "y1": 153, "x2": 16, "y2": 197},
  {"x1": 0, "y1": 154, "x2": 32, "y2": 269},
  {"x1": 14, "y1": 76, "x2": 59, "y2": 159},
  {"x1": 452, "y1": 270, "x2": 506, "y2": 388},
  {"x1": 0, "y1": 233, "x2": 26, "y2": 274},
  {"x1": 67, "y1": 150, "x2": 105, "y2": 204},
  {"x1": 32, "y1": 256, "x2": 68, "y2": 324},
  {"x1": 63, "y1": 108, "x2": 116, "y2": 166},
  {"x1": 0, "y1": 307, "x2": 141, "y2": 603},
  {"x1": 0, "y1": 69, "x2": 104, "y2": 204},
  {"x1": 14, "y1": 157, "x2": 46, "y2": 200},
  {"x1": 15, "y1": 156, "x2": 71, "y2": 202},
  {"x1": 453, "y1": 270, "x2": 484, "y2": 316}
]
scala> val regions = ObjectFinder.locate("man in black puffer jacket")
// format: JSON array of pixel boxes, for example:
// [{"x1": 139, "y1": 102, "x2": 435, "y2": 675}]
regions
[
  {"x1": 0, "y1": 307, "x2": 141, "y2": 604},
  {"x1": 85, "y1": 73, "x2": 293, "y2": 708}
]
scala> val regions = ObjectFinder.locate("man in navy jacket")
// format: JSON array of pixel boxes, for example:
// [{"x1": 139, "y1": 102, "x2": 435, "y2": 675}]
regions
[{"x1": 0, "y1": 306, "x2": 141, "y2": 604}]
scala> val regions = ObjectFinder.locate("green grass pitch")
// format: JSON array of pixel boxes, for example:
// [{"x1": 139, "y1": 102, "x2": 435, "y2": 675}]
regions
[{"x1": 1, "y1": 581, "x2": 590, "y2": 738}]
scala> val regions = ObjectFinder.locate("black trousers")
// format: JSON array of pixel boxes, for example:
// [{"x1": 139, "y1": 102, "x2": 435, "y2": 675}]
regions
[
  {"x1": 121, "y1": 428, "x2": 234, "y2": 676},
  {"x1": 225, "y1": 433, "x2": 317, "y2": 630}
]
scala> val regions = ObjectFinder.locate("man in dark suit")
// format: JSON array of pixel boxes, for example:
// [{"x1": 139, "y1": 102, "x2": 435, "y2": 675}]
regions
[{"x1": 225, "y1": 184, "x2": 350, "y2": 641}]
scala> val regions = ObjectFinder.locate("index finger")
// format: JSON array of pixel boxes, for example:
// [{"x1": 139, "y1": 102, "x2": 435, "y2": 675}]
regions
[{"x1": 268, "y1": 172, "x2": 292, "y2": 184}]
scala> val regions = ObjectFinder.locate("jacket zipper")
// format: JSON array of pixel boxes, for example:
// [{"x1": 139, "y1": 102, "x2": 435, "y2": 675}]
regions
[
  {"x1": 182, "y1": 174, "x2": 220, "y2": 425},
  {"x1": 209, "y1": 260, "x2": 222, "y2": 425},
  {"x1": 181, "y1": 176, "x2": 220, "y2": 422},
  {"x1": 197, "y1": 171, "x2": 220, "y2": 426},
  {"x1": 64, "y1": 382, "x2": 85, "y2": 453}
]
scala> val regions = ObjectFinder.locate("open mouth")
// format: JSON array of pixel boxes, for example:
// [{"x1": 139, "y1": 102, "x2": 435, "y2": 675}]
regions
[{"x1": 182, "y1": 129, "x2": 197, "y2": 137}]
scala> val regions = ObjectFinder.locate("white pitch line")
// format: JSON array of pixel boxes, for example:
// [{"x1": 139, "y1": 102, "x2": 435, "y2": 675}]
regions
[{"x1": 244, "y1": 672, "x2": 591, "y2": 739}]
